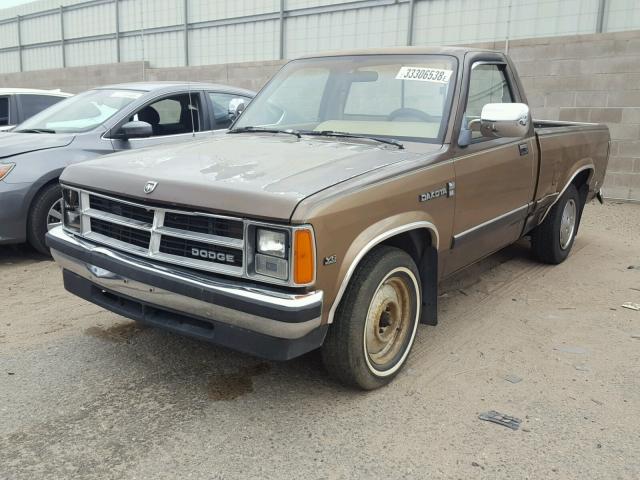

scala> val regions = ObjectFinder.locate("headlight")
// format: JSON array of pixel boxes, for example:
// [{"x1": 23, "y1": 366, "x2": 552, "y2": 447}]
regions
[
  {"x1": 62, "y1": 188, "x2": 81, "y2": 232},
  {"x1": 254, "y1": 228, "x2": 289, "y2": 280},
  {"x1": 248, "y1": 224, "x2": 316, "y2": 285},
  {"x1": 0, "y1": 163, "x2": 15, "y2": 181},
  {"x1": 257, "y1": 228, "x2": 286, "y2": 258}
]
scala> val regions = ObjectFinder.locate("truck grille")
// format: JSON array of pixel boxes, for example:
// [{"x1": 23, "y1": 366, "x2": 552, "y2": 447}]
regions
[
  {"x1": 90, "y1": 218, "x2": 151, "y2": 249},
  {"x1": 77, "y1": 190, "x2": 245, "y2": 276}
]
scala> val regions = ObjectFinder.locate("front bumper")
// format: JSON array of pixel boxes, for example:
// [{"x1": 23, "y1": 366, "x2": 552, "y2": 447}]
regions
[
  {"x1": 0, "y1": 180, "x2": 31, "y2": 244},
  {"x1": 46, "y1": 226, "x2": 326, "y2": 361}
]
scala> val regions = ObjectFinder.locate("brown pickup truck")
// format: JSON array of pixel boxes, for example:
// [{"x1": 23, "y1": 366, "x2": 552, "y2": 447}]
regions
[{"x1": 47, "y1": 47, "x2": 609, "y2": 390}]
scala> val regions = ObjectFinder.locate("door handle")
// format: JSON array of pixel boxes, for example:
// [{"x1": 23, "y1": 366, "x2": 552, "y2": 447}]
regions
[{"x1": 518, "y1": 143, "x2": 529, "y2": 156}]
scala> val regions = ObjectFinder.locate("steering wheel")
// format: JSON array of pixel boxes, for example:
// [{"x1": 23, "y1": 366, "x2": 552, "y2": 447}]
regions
[{"x1": 387, "y1": 108, "x2": 436, "y2": 122}]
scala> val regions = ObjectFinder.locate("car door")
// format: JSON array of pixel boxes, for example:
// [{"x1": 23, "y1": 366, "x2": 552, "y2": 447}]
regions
[
  {"x1": 207, "y1": 92, "x2": 252, "y2": 130},
  {"x1": 110, "y1": 91, "x2": 212, "y2": 151},
  {"x1": 445, "y1": 57, "x2": 536, "y2": 275}
]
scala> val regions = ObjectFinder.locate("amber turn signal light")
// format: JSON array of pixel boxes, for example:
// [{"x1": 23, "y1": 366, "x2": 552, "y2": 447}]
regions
[{"x1": 294, "y1": 229, "x2": 314, "y2": 284}]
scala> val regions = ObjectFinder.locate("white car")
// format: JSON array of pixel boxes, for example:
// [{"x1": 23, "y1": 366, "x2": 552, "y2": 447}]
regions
[{"x1": 0, "y1": 88, "x2": 72, "y2": 132}]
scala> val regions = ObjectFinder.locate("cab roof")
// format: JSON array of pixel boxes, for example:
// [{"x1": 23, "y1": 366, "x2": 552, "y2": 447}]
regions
[{"x1": 297, "y1": 46, "x2": 497, "y2": 60}]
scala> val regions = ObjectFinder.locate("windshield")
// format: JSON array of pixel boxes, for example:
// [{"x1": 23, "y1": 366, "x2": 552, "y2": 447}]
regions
[
  {"x1": 16, "y1": 89, "x2": 143, "y2": 133},
  {"x1": 234, "y1": 54, "x2": 457, "y2": 143}
]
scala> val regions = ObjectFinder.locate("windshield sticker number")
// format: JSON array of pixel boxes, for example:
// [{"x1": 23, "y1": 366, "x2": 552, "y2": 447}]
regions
[{"x1": 396, "y1": 67, "x2": 452, "y2": 83}]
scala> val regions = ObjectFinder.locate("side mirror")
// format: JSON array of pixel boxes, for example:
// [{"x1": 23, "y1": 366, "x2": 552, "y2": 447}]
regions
[
  {"x1": 474, "y1": 103, "x2": 530, "y2": 139},
  {"x1": 118, "y1": 120, "x2": 153, "y2": 139},
  {"x1": 228, "y1": 98, "x2": 246, "y2": 119}
]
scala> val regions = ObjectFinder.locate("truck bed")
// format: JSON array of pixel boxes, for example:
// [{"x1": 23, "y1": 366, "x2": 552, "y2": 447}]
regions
[{"x1": 532, "y1": 119, "x2": 610, "y2": 209}]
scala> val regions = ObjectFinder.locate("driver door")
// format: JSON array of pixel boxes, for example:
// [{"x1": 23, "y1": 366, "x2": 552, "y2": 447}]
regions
[{"x1": 445, "y1": 60, "x2": 535, "y2": 275}]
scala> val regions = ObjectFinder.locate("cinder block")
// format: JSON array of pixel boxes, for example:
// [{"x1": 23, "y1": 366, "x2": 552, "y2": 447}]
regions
[
  {"x1": 609, "y1": 124, "x2": 640, "y2": 140},
  {"x1": 608, "y1": 157, "x2": 636, "y2": 173},
  {"x1": 575, "y1": 92, "x2": 608, "y2": 108},
  {"x1": 546, "y1": 91, "x2": 576, "y2": 107},
  {"x1": 618, "y1": 140, "x2": 640, "y2": 156},
  {"x1": 549, "y1": 59, "x2": 579, "y2": 76},
  {"x1": 622, "y1": 108, "x2": 640, "y2": 124},
  {"x1": 589, "y1": 108, "x2": 623, "y2": 123},
  {"x1": 559, "y1": 108, "x2": 589, "y2": 122},
  {"x1": 607, "y1": 91, "x2": 640, "y2": 107}
]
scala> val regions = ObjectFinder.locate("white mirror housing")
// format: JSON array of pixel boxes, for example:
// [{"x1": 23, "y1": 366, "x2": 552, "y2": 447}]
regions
[{"x1": 479, "y1": 103, "x2": 530, "y2": 138}]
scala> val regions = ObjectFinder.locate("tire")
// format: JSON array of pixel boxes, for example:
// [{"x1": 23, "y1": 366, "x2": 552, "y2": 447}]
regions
[
  {"x1": 531, "y1": 184, "x2": 581, "y2": 264},
  {"x1": 27, "y1": 183, "x2": 62, "y2": 255},
  {"x1": 322, "y1": 246, "x2": 421, "y2": 390}
]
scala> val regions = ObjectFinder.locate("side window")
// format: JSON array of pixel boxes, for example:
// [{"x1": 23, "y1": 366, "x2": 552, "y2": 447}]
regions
[
  {"x1": 130, "y1": 93, "x2": 202, "y2": 137},
  {"x1": 0, "y1": 97, "x2": 8, "y2": 126},
  {"x1": 17, "y1": 94, "x2": 64, "y2": 121},
  {"x1": 464, "y1": 64, "x2": 514, "y2": 139},
  {"x1": 208, "y1": 93, "x2": 251, "y2": 129}
]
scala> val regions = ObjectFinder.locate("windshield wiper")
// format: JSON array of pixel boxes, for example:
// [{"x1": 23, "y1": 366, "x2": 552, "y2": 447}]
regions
[
  {"x1": 14, "y1": 128, "x2": 56, "y2": 134},
  {"x1": 228, "y1": 126, "x2": 301, "y2": 138},
  {"x1": 300, "y1": 130, "x2": 404, "y2": 149}
]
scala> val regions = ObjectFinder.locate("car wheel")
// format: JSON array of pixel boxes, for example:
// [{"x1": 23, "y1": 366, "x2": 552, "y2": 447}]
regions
[
  {"x1": 531, "y1": 184, "x2": 581, "y2": 264},
  {"x1": 27, "y1": 183, "x2": 62, "y2": 255},
  {"x1": 322, "y1": 246, "x2": 421, "y2": 390}
]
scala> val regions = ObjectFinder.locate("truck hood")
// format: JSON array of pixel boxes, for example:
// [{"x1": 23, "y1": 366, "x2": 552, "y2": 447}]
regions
[
  {"x1": 61, "y1": 134, "x2": 441, "y2": 220},
  {"x1": 0, "y1": 132, "x2": 75, "y2": 159}
]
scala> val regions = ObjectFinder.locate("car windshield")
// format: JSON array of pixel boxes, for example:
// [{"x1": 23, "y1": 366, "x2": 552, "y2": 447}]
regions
[
  {"x1": 233, "y1": 54, "x2": 457, "y2": 143},
  {"x1": 16, "y1": 89, "x2": 143, "y2": 133}
]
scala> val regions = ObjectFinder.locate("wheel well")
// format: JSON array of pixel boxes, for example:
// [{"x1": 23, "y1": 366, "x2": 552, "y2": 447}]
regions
[
  {"x1": 379, "y1": 228, "x2": 432, "y2": 268},
  {"x1": 571, "y1": 169, "x2": 591, "y2": 206},
  {"x1": 380, "y1": 228, "x2": 438, "y2": 326}
]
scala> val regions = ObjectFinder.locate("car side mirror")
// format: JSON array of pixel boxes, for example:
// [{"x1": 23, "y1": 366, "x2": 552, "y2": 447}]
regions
[
  {"x1": 118, "y1": 120, "x2": 153, "y2": 139},
  {"x1": 229, "y1": 98, "x2": 247, "y2": 118},
  {"x1": 473, "y1": 103, "x2": 530, "y2": 139}
]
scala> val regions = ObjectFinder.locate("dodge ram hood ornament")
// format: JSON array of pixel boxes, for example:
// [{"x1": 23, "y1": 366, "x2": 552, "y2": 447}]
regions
[{"x1": 144, "y1": 181, "x2": 158, "y2": 194}]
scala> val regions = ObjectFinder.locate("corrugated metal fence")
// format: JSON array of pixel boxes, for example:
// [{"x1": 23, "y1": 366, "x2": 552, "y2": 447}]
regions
[{"x1": 0, "y1": 0, "x2": 639, "y2": 73}]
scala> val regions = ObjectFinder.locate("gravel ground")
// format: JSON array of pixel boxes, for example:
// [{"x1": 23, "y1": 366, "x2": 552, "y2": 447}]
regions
[{"x1": 1, "y1": 201, "x2": 639, "y2": 479}]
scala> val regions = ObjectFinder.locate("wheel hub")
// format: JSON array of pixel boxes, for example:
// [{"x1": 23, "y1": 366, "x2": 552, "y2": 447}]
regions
[
  {"x1": 559, "y1": 198, "x2": 577, "y2": 250},
  {"x1": 365, "y1": 276, "x2": 412, "y2": 367}
]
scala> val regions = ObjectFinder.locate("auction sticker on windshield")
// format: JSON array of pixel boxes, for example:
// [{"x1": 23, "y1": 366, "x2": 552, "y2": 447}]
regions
[{"x1": 396, "y1": 67, "x2": 452, "y2": 83}]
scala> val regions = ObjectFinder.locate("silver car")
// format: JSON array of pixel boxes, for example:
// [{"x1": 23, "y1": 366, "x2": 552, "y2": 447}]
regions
[{"x1": 0, "y1": 81, "x2": 254, "y2": 254}]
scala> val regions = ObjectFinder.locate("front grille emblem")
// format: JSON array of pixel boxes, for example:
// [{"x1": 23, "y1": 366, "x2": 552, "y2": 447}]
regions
[{"x1": 144, "y1": 181, "x2": 158, "y2": 194}]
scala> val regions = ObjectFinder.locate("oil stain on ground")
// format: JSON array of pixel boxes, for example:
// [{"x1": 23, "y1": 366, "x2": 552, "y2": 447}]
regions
[
  {"x1": 85, "y1": 322, "x2": 144, "y2": 343},
  {"x1": 208, "y1": 362, "x2": 271, "y2": 401}
]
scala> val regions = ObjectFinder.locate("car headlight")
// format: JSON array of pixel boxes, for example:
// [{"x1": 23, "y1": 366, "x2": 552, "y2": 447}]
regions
[
  {"x1": 254, "y1": 228, "x2": 289, "y2": 280},
  {"x1": 257, "y1": 228, "x2": 286, "y2": 258},
  {"x1": 247, "y1": 224, "x2": 315, "y2": 285},
  {"x1": 0, "y1": 163, "x2": 15, "y2": 181},
  {"x1": 62, "y1": 187, "x2": 81, "y2": 232}
]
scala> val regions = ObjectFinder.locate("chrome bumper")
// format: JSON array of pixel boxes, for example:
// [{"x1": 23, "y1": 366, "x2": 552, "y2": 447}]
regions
[{"x1": 47, "y1": 227, "x2": 325, "y2": 357}]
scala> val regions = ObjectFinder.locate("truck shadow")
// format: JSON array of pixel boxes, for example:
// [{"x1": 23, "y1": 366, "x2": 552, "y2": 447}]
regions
[
  {"x1": 0, "y1": 243, "x2": 50, "y2": 266},
  {"x1": 79, "y1": 238, "x2": 540, "y2": 401}
]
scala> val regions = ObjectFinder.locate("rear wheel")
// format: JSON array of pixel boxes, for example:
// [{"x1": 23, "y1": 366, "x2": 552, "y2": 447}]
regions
[
  {"x1": 27, "y1": 183, "x2": 62, "y2": 255},
  {"x1": 531, "y1": 184, "x2": 581, "y2": 264},
  {"x1": 322, "y1": 246, "x2": 421, "y2": 390}
]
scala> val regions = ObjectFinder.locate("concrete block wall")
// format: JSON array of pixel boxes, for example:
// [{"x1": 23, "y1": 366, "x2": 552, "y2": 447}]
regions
[
  {"x1": 0, "y1": 30, "x2": 639, "y2": 200},
  {"x1": 0, "y1": 62, "x2": 148, "y2": 94},
  {"x1": 471, "y1": 30, "x2": 640, "y2": 201}
]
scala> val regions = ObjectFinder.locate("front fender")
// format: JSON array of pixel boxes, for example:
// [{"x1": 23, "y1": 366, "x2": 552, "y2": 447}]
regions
[{"x1": 325, "y1": 211, "x2": 439, "y2": 324}]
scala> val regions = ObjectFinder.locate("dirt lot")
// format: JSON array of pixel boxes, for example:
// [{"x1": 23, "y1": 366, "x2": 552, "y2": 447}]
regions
[{"x1": 1, "y1": 201, "x2": 639, "y2": 479}]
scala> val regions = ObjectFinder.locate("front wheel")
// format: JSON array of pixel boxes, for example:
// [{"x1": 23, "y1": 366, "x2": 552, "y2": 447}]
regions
[
  {"x1": 322, "y1": 246, "x2": 421, "y2": 390},
  {"x1": 531, "y1": 184, "x2": 581, "y2": 264},
  {"x1": 27, "y1": 183, "x2": 62, "y2": 255}
]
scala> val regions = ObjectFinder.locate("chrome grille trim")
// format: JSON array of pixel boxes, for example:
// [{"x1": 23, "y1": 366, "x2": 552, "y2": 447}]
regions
[{"x1": 72, "y1": 188, "x2": 245, "y2": 276}]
